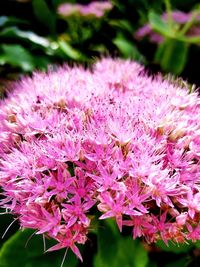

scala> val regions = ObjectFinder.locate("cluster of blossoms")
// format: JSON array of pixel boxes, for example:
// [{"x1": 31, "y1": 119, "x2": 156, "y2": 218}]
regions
[
  {"x1": 58, "y1": 1, "x2": 112, "y2": 18},
  {"x1": 0, "y1": 58, "x2": 200, "y2": 260},
  {"x1": 135, "y1": 10, "x2": 200, "y2": 43}
]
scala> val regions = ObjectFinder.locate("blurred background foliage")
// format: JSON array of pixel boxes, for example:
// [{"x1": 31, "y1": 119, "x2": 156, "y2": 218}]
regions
[
  {"x1": 1, "y1": 0, "x2": 200, "y2": 266},
  {"x1": 0, "y1": 0, "x2": 200, "y2": 87}
]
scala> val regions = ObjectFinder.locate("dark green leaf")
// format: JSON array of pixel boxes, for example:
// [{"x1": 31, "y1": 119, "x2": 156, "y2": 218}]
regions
[
  {"x1": 156, "y1": 240, "x2": 193, "y2": 254},
  {"x1": 194, "y1": 240, "x2": 200, "y2": 248},
  {"x1": 165, "y1": 257, "x2": 188, "y2": 267},
  {"x1": 0, "y1": 229, "x2": 78, "y2": 267},
  {"x1": 155, "y1": 39, "x2": 189, "y2": 74},
  {"x1": 94, "y1": 220, "x2": 148, "y2": 267},
  {"x1": 147, "y1": 262, "x2": 157, "y2": 267},
  {"x1": 0, "y1": 16, "x2": 28, "y2": 27},
  {"x1": 113, "y1": 33, "x2": 146, "y2": 62},
  {"x1": 118, "y1": 238, "x2": 149, "y2": 267},
  {"x1": 33, "y1": 55, "x2": 51, "y2": 70},
  {"x1": 95, "y1": 220, "x2": 119, "y2": 266},
  {"x1": 0, "y1": 27, "x2": 50, "y2": 47},
  {"x1": 32, "y1": 0, "x2": 56, "y2": 34},
  {"x1": 148, "y1": 11, "x2": 174, "y2": 38},
  {"x1": 0, "y1": 44, "x2": 35, "y2": 71},
  {"x1": 109, "y1": 20, "x2": 133, "y2": 33}
]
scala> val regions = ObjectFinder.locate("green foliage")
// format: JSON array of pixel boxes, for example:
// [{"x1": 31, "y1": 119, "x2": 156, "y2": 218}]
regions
[
  {"x1": 32, "y1": 0, "x2": 56, "y2": 34},
  {"x1": 0, "y1": 229, "x2": 78, "y2": 267},
  {"x1": 147, "y1": 6, "x2": 200, "y2": 75},
  {"x1": 155, "y1": 39, "x2": 189, "y2": 74},
  {"x1": 0, "y1": 16, "x2": 27, "y2": 27},
  {"x1": 194, "y1": 240, "x2": 200, "y2": 248},
  {"x1": 57, "y1": 40, "x2": 86, "y2": 61},
  {"x1": 156, "y1": 240, "x2": 193, "y2": 254},
  {"x1": 0, "y1": 44, "x2": 35, "y2": 71},
  {"x1": 165, "y1": 257, "x2": 189, "y2": 267},
  {"x1": 0, "y1": 27, "x2": 50, "y2": 47},
  {"x1": 94, "y1": 220, "x2": 148, "y2": 267},
  {"x1": 0, "y1": 0, "x2": 199, "y2": 79},
  {"x1": 149, "y1": 11, "x2": 175, "y2": 39},
  {"x1": 113, "y1": 33, "x2": 146, "y2": 62}
]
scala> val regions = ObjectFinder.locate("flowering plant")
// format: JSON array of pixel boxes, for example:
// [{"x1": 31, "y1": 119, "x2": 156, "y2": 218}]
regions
[
  {"x1": 135, "y1": 10, "x2": 200, "y2": 44},
  {"x1": 0, "y1": 58, "x2": 200, "y2": 262},
  {"x1": 135, "y1": 7, "x2": 200, "y2": 75}
]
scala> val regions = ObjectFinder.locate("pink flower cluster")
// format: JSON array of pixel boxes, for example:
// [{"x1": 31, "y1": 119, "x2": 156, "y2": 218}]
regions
[
  {"x1": 58, "y1": 1, "x2": 112, "y2": 18},
  {"x1": 135, "y1": 10, "x2": 200, "y2": 43},
  {"x1": 0, "y1": 58, "x2": 200, "y2": 259}
]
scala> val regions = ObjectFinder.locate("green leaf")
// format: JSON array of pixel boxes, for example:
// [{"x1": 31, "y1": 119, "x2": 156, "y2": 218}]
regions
[
  {"x1": 155, "y1": 39, "x2": 189, "y2": 74},
  {"x1": 156, "y1": 240, "x2": 193, "y2": 254},
  {"x1": 0, "y1": 44, "x2": 35, "y2": 71},
  {"x1": 94, "y1": 220, "x2": 148, "y2": 267},
  {"x1": 147, "y1": 262, "x2": 157, "y2": 267},
  {"x1": 194, "y1": 240, "x2": 200, "y2": 248},
  {"x1": 33, "y1": 55, "x2": 51, "y2": 70},
  {"x1": 148, "y1": 11, "x2": 175, "y2": 38},
  {"x1": 32, "y1": 0, "x2": 56, "y2": 34},
  {"x1": 0, "y1": 229, "x2": 78, "y2": 267},
  {"x1": 113, "y1": 33, "x2": 146, "y2": 62},
  {"x1": 0, "y1": 17, "x2": 9, "y2": 27},
  {"x1": 165, "y1": 257, "x2": 188, "y2": 267},
  {"x1": 95, "y1": 220, "x2": 119, "y2": 266},
  {"x1": 0, "y1": 27, "x2": 50, "y2": 47},
  {"x1": 0, "y1": 16, "x2": 28, "y2": 27},
  {"x1": 118, "y1": 238, "x2": 149, "y2": 267},
  {"x1": 148, "y1": 11, "x2": 200, "y2": 44},
  {"x1": 179, "y1": 35, "x2": 200, "y2": 44},
  {"x1": 58, "y1": 40, "x2": 85, "y2": 60},
  {"x1": 148, "y1": 11, "x2": 174, "y2": 37},
  {"x1": 109, "y1": 20, "x2": 133, "y2": 33}
]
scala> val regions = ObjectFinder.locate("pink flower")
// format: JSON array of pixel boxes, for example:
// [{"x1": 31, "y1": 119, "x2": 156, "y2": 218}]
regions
[
  {"x1": 58, "y1": 1, "x2": 112, "y2": 18},
  {"x1": 0, "y1": 58, "x2": 200, "y2": 259},
  {"x1": 123, "y1": 215, "x2": 152, "y2": 239},
  {"x1": 98, "y1": 191, "x2": 127, "y2": 231},
  {"x1": 177, "y1": 190, "x2": 200, "y2": 219}
]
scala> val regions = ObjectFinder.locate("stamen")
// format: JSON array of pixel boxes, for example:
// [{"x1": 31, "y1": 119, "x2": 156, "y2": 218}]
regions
[
  {"x1": 2, "y1": 217, "x2": 18, "y2": 239},
  {"x1": 60, "y1": 248, "x2": 68, "y2": 267}
]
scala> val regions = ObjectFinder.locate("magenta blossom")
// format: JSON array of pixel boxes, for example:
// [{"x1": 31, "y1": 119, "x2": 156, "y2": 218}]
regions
[
  {"x1": 0, "y1": 58, "x2": 200, "y2": 259},
  {"x1": 58, "y1": 1, "x2": 112, "y2": 18}
]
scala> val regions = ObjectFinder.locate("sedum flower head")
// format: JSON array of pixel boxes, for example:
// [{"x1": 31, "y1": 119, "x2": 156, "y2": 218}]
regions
[{"x1": 0, "y1": 58, "x2": 200, "y2": 259}]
